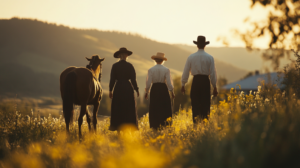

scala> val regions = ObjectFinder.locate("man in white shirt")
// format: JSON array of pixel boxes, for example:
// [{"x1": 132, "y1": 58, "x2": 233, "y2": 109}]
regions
[{"x1": 181, "y1": 36, "x2": 218, "y2": 123}]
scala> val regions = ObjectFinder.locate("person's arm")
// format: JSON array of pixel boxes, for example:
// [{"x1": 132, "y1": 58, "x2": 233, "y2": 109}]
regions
[
  {"x1": 130, "y1": 64, "x2": 139, "y2": 93},
  {"x1": 181, "y1": 57, "x2": 191, "y2": 86},
  {"x1": 166, "y1": 69, "x2": 174, "y2": 90},
  {"x1": 144, "y1": 69, "x2": 152, "y2": 100},
  {"x1": 210, "y1": 57, "x2": 218, "y2": 97},
  {"x1": 109, "y1": 65, "x2": 116, "y2": 98},
  {"x1": 145, "y1": 69, "x2": 152, "y2": 91},
  {"x1": 181, "y1": 57, "x2": 191, "y2": 94},
  {"x1": 166, "y1": 69, "x2": 175, "y2": 99}
]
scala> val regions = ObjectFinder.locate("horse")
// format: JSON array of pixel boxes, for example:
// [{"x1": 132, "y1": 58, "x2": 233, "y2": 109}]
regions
[{"x1": 60, "y1": 55, "x2": 105, "y2": 137}]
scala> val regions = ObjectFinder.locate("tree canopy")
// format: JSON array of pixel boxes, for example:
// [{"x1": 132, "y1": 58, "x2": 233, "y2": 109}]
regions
[{"x1": 237, "y1": 0, "x2": 300, "y2": 69}]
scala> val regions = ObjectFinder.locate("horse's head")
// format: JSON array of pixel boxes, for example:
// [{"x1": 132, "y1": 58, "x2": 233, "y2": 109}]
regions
[
  {"x1": 86, "y1": 55, "x2": 105, "y2": 81},
  {"x1": 86, "y1": 55, "x2": 105, "y2": 68}
]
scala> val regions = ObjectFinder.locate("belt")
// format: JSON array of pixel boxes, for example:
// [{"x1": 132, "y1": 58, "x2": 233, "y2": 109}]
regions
[
  {"x1": 194, "y1": 74, "x2": 208, "y2": 77},
  {"x1": 117, "y1": 79, "x2": 130, "y2": 82}
]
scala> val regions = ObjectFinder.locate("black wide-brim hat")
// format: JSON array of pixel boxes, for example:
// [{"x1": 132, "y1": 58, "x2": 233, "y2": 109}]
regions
[
  {"x1": 193, "y1": 36, "x2": 210, "y2": 45},
  {"x1": 113, "y1": 47, "x2": 133, "y2": 58}
]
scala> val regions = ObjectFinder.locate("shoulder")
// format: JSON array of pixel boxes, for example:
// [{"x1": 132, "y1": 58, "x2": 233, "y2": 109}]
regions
[
  {"x1": 204, "y1": 51, "x2": 213, "y2": 58},
  {"x1": 202, "y1": 51, "x2": 213, "y2": 61},
  {"x1": 125, "y1": 61, "x2": 133, "y2": 66},
  {"x1": 112, "y1": 61, "x2": 121, "y2": 69},
  {"x1": 208, "y1": 54, "x2": 215, "y2": 61},
  {"x1": 160, "y1": 65, "x2": 171, "y2": 74},
  {"x1": 112, "y1": 61, "x2": 119, "y2": 66},
  {"x1": 189, "y1": 52, "x2": 196, "y2": 58},
  {"x1": 188, "y1": 52, "x2": 198, "y2": 59},
  {"x1": 149, "y1": 65, "x2": 156, "y2": 71},
  {"x1": 111, "y1": 62, "x2": 117, "y2": 69},
  {"x1": 126, "y1": 61, "x2": 136, "y2": 70},
  {"x1": 162, "y1": 65, "x2": 169, "y2": 71}
]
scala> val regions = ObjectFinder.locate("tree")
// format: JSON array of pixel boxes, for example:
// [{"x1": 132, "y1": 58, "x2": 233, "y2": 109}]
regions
[
  {"x1": 235, "y1": 0, "x2": 300, "y2": 69},
  {"x1": 173, "y1": 76, "x2": 191, "y2": 113},
  {"x1": 217, "y1": 76, "x2": 228, "y2": 89},
  {"x1": 283, "y1": 49, "x2": 300, "y2": 97}
]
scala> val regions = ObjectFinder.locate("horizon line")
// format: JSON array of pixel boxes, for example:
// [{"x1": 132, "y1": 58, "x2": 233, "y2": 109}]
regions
[{"x1": 0, "y1": 17, "x2": 270, "y2": 49}]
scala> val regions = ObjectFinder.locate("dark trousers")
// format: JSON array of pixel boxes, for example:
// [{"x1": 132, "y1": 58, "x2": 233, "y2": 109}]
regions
[{"x1": 190, "y1": 74, "x2": 211, "y2": 123}]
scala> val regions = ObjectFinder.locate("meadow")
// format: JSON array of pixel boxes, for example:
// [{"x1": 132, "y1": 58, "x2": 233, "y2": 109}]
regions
[{"x1": 0, "y1": 85, "x2": 300, "y2": 168}]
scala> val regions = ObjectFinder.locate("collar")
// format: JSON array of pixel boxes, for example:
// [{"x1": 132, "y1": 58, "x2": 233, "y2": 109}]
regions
[
  {"x1": 154, "y1": 64, "x2": 163, "y2": 67},
  {"x1": 197, "y1": 49, "x2": 204, "y2": 52}
]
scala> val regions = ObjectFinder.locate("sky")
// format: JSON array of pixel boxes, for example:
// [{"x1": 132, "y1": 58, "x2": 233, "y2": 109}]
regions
[{"x1": 0, "y1": 0, "x2": 270, "y2": 48}]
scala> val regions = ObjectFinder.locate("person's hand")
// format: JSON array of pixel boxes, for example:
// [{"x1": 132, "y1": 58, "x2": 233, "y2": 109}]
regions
[
  {"x1": 109, "y1": 91, "x2": 113, "y2": 99},
  {"x1": 213, "y1": 87, "x2": 218, "y2": 97},
  {"x1": 136, "y1": 91, "x2": 140, "y2": 97},
  {"x1": 181, "y1": 86, "x2": 185, "y2": 95},
  {"x1": 145, "y1": 92, "x2": 148, "y2": 100},
  {"x1": 171, "y1": 92, "x2": 175, "y2": 99}
]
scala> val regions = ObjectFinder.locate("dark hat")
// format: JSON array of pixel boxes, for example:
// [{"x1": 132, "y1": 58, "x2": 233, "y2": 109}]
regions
[
  {"x1": 113, "y1": 47, "x2": 133, "y2": 58},
  {"x1": 193, "y1": 36, "x2": 210, "y2": 46}
]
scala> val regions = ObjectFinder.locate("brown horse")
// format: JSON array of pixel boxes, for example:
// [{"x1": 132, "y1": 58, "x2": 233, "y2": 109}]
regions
[{"x1": 60, "y1": 55, "x2": 105, "y2": 137}]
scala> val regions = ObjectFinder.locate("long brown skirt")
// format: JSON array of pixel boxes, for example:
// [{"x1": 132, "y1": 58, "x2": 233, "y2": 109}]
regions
[
  {"x1": 109, "y1": 80, "x2": 138, "y2": 131},
  {"x1": 149, "y1": 83, "x2": 172, "y2": 130}
]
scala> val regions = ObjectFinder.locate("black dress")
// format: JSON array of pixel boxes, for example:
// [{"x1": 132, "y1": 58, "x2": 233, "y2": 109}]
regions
[{"x1": 109, "y1": 60, "x2": 139, "y2": 131}]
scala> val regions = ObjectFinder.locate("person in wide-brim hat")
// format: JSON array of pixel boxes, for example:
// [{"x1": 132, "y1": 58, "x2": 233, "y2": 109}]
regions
[
  {"x1": 151, "y1": 52, "x2": 168, "y2": 61},
  {"x1": 193, "y1": 36, "x2": 210, "y2": 46},
  {"x1": 145, "y1": 52, "x2": 174, "y2": 130},
  {"x1": 109, "y1": 47, "x2": 139, "y2": 132},
  {"x1": 114, "y1": 47, "x2": 133, "y2": 58},
  {"x1": 181, "y1": 35, "x2": 218, "y2": 125}
]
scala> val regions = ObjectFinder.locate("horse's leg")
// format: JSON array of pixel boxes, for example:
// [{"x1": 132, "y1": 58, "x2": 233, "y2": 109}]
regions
[
  {"x1": 93, "y1": 102, "x2": 100, "y2": 132},
  {"x1": 86, "y1": 107, "x2": 91, "y2": 132},
  {"x1": 78, "y1": 104, "x2": 87, "y2": 138},
  {"x1": 65, "y1": 108, "x2": 74, "y2": 134}
]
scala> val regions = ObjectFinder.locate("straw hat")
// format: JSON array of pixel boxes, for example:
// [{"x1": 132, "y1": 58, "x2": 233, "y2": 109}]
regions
[
  {"x1": 113, "y1": 47, "x2": 133, "y2": 58},
  {"x1": 151, "y1": 52, "x2": 167, "y2": 61},
  {"x1": 193, "y1": 36, "x2": 210, "y2": 46}
]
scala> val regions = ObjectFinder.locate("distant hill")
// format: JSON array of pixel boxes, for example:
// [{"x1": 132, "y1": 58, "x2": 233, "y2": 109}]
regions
[{"x1": 0, "y1": 18, "x2": 248, "y2": 97}]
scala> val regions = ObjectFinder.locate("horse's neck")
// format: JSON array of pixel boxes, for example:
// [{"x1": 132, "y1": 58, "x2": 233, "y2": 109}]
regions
[{"x1": 92, "y1": 65, "x2": 100, "y2": 80}]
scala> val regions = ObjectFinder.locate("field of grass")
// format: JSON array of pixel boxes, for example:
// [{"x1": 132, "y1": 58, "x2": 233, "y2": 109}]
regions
[{"x1": 0, "y1": 86, "x2": 300, "y2": 168}]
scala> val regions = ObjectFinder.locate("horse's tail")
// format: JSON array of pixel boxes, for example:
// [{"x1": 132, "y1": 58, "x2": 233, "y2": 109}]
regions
[{"x1": 63, "y1": 71, "x2": 77, "y2": 124}]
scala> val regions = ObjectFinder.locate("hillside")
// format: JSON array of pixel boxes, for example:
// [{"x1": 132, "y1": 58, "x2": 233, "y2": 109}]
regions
[{"x1": 0, "y1": 18, "x2": 248, "y2": 97}]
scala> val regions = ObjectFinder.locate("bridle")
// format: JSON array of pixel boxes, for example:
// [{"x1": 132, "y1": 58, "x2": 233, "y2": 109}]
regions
[
  {"x1": 86, "y1": 56, "x2": 96, "y2": 69},
  {"x1": 98, "y1": 62, "x2": 102, "y2": 82}
]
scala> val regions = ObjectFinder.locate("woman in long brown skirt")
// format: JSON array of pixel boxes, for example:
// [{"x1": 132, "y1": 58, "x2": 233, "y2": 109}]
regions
[
  {"x1": 145, "y1": 52, "x2": 175, "y2": 130},
  {"x1": 109, "y1": 47, "x2": 139, "y2": 131}
]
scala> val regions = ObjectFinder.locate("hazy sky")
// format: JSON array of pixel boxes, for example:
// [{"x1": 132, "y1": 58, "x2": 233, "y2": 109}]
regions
[{"x1": 0, "y1": 0, "x2": 270, "y2": 47}]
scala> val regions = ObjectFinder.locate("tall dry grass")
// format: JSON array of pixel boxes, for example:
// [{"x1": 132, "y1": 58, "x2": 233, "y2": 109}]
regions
[{"x1": 0, "y1": 85, "x2": 299, "y2": 168}]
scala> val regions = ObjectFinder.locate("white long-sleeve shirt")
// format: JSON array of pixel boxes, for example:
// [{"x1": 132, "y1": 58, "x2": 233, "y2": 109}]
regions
[
  {"x1": 145, "y1": 64, "x2": 174, "y2": 93},
  {"x1": 181, "y1": 49, "x2": 217, "y2": 87}
]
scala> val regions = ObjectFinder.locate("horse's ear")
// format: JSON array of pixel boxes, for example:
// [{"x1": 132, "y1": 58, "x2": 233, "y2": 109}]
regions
[
  {"x1": 100, "y1": 58, "x2": 105, "y2": 62},
  {"x1": 86, "y1": 57, "x2": 92, "y2": 61}
]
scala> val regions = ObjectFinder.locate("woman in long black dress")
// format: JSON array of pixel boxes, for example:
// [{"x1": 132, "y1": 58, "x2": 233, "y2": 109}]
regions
[
  {"x1": 109, "y1": 47, "x2": 140, "y2": 131},
  {"x1": 145, "y1": 52, "x2": 175, "y2": 130}
]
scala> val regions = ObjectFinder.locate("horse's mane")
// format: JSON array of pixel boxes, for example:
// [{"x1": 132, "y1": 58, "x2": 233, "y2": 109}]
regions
[{"x1": 86, "y1": 64, "x2": 102, "y2": 82}]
